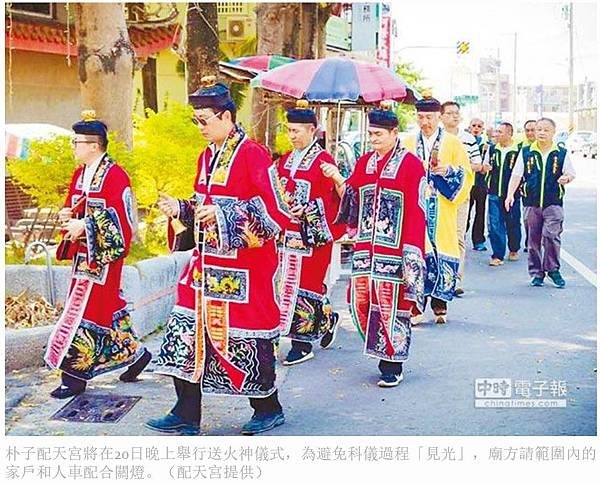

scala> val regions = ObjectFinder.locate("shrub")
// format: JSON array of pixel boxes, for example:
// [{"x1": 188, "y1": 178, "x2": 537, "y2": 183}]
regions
[
  {"x1": 131, "y1": 101, "x2": 205, "y2": 208},
  {"x1": 7, "y1": 136, "x2": 77, "y2": 209},
  {"x1": 7, "y1": 101, "x2": 206, "y2": 259}
]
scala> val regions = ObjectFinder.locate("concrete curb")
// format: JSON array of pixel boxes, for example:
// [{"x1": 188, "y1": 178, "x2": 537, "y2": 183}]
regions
[
  {"x1": 5, "y1": 325, "x2": 53, "y2": 372},
  {"x1": 4, "y1": 251, "x2": 192, "y2": 371}
]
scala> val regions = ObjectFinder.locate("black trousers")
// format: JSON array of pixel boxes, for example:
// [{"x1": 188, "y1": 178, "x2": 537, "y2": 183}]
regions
[
  {"x1": 171, "y1": 376, "x2": 283, "y2": 425},
  {"x1": 291, "y1": 339, "x2": 313, "y2": 353},
  {"x1": 61, "y1": 372, "x2": 86, "y2": 389},
  {"x1": 468, "y1": 185, "x2": 488, "y2": 246},
  {"x1": 378, "y1": 359, "x2": 403, "y2": 375}
]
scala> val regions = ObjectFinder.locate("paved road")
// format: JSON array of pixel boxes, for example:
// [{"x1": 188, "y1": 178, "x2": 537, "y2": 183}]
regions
[
  {"x1": 5, "y1": 167, "x2": 596, "y2": 436},
  {"x1": 563, "y1": 153, "x2": 597, "y2": 267}
]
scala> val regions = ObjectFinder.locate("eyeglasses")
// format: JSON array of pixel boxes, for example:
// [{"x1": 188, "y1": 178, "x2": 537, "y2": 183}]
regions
[
  {"x1": 71, "y1": 139, "x2": 98, "y2": 147},
  {"x1": 192, "y1": 111, "x2": 223, "y2": 126}
]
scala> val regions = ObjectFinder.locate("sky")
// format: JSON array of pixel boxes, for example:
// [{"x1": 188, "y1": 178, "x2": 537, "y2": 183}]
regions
[{"x1": 390, "y1": 0, "x2": 599, "y2": 100}]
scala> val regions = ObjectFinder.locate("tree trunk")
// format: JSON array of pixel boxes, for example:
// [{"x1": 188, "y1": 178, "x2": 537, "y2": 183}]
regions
[
  {"x1": 312, "y1": 4, "x2": 334, "y2": 152},
  {"x1": 75, "y1": 3, "x2": 135, "y2": 148},
  {"x1": 282, "y1": 5, "x2": 301, "y2": 57},
  {"x1": 298, "y1": 4, "x2": 333, "y2": 60},
  {"x1": 253, "y1": 3, "x2": 333, "y2": 147},
  {"x1": 315, "y1": 4, "x2": 333, "y2": 58},
  {"x1": 298, "y1": 4, "x2": 317, "y2": 58},
  {"x1": 141, "y1": 57, "x2": 158, "y2": 113},
  {"x1": 252, "y1": 3, "x2": 286, "y2": 145},
  {"x1": 186, "y1": 3, "x2": 219, "y2": 93},
  {"x1": 255, "y1": 3, "x2": 288, "y2": 57}
]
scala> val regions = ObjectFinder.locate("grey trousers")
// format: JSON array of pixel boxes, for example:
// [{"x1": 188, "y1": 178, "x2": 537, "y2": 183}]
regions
[{"x1": 524, "y1": 205, "x2": 564, "y2": 278}]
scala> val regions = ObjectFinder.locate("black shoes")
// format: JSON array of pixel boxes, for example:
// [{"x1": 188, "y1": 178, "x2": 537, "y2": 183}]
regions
[
  {"x1": 547, "y1": 270, "x2": 566, "y2": 288},
  {"x1": 320, "y1": 312, "x2": 340, "y2": 349},
  {"x1": 282, "y1": 348, "x2": 314, "y2": 366},
  {"x1": 241, "y1": 411, "x2": 285, "y2": 435},
  {"x1": 377, "y1": 372, "x2": 404, "y2": 388},
  {"x1": 50, "y1": 384, "x2": 86, "y2": 399},
  {"x1": 49, "y1": 349, "x2": 151, "y2": 400},
  {"x1": 530, "y1": 276, "x2": 545, "y2": 287},
  {"x1": 145, "y1": 413, "x2": 200, "y2": 435}
]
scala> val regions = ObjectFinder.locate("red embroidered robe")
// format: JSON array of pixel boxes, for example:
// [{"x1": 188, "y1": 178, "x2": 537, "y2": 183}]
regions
[
  {"x1": 45, "y1": 155, "x2": 143, "y2": 380},
  {"x1": 153, "y1": 126, "x2": 291, "y2": 397},
  {"x1": 336, "y1": 141, "x2": 426, "y2": 361},
  {"x1": 276, "y1": 140, "x2": 345, "y2": 341}
]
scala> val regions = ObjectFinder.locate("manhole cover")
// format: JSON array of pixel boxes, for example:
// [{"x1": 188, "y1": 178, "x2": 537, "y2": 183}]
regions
[{"x1": 51, "y1": 394, "x2": 141, "y2": 423}]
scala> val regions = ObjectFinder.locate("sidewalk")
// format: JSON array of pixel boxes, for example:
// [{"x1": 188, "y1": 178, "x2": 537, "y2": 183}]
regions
[
  {"x1": 5, "y1": 245, "x2": 597, "y2": 436},
  {"x1": 5, "y1": 331, "x2": 291, "y2": 436}
]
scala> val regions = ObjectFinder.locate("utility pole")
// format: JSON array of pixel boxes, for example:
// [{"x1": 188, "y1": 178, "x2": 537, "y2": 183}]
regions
[
  {"x1": 512, "y1": 32, "x2": 518, "y2": 126},
  {"x1": 495, "y1": 49, "x2": 501, "y2": 123},
  {"x1": 568, "y1": 2, "x2": 574, "y2": 132}
]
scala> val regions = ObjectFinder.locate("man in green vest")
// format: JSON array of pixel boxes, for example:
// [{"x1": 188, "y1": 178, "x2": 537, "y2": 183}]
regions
[
  {"x1": 505, "y1": 118, "x2": 576, "y2": 288},
  {"x1": 519, "y1": 119, "x2": 537, "y2": 149},
  {"x1": 487, "y1": 122, "x2": 522, "y2": 266},
  {"x1": 518, "y1": 119, "x2": 537, "y2": 251}
]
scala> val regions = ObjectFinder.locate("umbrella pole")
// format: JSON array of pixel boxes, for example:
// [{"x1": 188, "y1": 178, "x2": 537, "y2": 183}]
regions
[
  {"x1": 361, "y1": 106, "x2": 367, "y2": 155},
  {"x1": 335, "y1": 101, "x2": 342, "y2": 164},
  {"x1": 265, "y1": 106, "x2": 270, "y2": 147}
]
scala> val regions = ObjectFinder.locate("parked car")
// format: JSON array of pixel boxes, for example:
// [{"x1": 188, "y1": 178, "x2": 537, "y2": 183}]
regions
[
  {"x1": 582, "y1": 138, "x2": 597, "y2": 159},
  {"x1": 566, "y1": 131, "x2": 595, "y2": 154}
]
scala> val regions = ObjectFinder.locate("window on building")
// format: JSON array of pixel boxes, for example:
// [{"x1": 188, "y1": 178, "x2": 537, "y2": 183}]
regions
[
  {"x1": 9, "y1": 3, "x2": 54, "y2": 19},
  {"x1": 217, "y1": 3, "x2": 244, "y2": 15}
]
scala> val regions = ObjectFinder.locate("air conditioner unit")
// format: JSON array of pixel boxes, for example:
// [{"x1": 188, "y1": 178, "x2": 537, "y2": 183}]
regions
[{"x1": 226, "y1": 18, "x2": 245, "y2": 42}]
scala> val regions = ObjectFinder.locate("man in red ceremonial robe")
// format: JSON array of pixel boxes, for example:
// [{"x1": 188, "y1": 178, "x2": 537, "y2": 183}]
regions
[
  {"x1": 322, "y1": 102, "x2": 427, "y2": 388},
  {"x1": 148, "y1": 77, "x2": 291, "y2": 436},
  {"x1": 46, "y1": 111, "x2": 150, "y2": 399},
  {"x1": 276, "y1": 100, "x2": 344, "y2": 366}
]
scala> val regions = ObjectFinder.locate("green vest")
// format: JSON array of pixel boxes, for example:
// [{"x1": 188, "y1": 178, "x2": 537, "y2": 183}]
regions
[
  {"x1": 487, "y1": 143, "x2": 520, "y2": 198},
  {"x1": 521, "y1": 143, "x2": 567, "y2": 208}
]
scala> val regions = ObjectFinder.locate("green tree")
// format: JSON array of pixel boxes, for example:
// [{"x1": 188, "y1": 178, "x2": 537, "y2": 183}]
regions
[
  {"x1": 394, "y1": 61, "x2": 426, "y2": 131},
  {"x1": 7, "y1": 133, "x2": 132, "y2": 209},
  {"x1": 7, "y1": 101, "x2": 205, "y2": 257},
  {"x1": 274, "y1": 107, "x2": 293, "y2": 156},
  {"x1": 129, "y1": 101, "x2": 205, "y2": 254},
  {"x1": 7, "y1": 137, "x2": 77, "y2": 208},
  {"x1": 131, "y1": 101, "x2": 204, "y2": 208}
]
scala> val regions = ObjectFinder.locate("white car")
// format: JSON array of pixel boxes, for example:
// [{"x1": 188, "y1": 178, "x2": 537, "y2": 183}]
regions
[
  {"x1": 582, "y1": 139, "x2": 597, "y2": 159},
  {"x1": 566, "y1": 131, "x2": 595, "y2": 154}
]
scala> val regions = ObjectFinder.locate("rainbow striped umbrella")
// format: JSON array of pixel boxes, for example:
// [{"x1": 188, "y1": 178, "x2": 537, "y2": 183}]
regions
[
  {"x1": 223, "y1": 54, "x2": 297, "y2": 73},
  {"x1": 251, "y1": 57, "x2": 416, "y2": 104}
]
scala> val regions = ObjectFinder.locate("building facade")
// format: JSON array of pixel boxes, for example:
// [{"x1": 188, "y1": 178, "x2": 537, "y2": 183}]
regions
[{"x1": 4, "y1": 2, "x2": 185, "y2": 128}]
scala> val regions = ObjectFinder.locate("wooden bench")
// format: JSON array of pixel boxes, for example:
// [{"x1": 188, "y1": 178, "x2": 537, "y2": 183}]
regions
[{"x1": 8, "y1": 207, "x2": 61, "y2": 245}]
